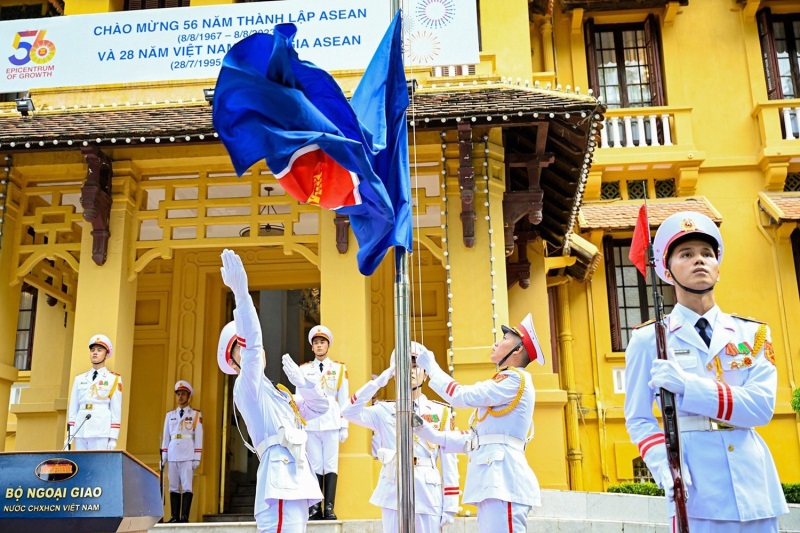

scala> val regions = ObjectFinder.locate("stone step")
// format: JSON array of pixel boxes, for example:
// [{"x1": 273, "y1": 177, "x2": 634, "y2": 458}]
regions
[{"x1": 154, "y1": 490, "x2": 800, "y2": 533}]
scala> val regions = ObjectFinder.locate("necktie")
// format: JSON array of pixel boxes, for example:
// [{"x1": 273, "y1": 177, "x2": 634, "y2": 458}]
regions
[
  {"x1": 695, "y1": 318, "x2": 712, "y2": 347},
  {"x1": 319, "y1": 362, "x2": 324, "y2": 373},
  {"x1": 179, "y1": 408, "x2": 184, "y2": 418},
  {"x1": 92, "y1": 370, "x2": 98, "y2": 381}
]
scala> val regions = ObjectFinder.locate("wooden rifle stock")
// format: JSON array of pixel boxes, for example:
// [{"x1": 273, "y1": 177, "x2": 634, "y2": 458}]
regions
[{"x1": 649, "y1": 243, "x2": 690, "y2": 532}]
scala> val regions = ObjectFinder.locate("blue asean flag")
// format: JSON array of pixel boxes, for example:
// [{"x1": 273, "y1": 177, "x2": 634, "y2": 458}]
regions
[
  {"x1": 350, "y1": 11, "x2": 413, "y2": 270},
  {"x1": 212, "y1": 22, "x2": 405, "y2": 275}
]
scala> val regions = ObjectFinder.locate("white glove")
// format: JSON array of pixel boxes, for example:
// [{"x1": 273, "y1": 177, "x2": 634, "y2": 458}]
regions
[
  {"x1": 648, "y1": 359, "x2": 689, "y2": 395},
  {"x1": 107, "y1": 439, "x2": 117, "y2": 450},
  {"x1": 283, "y1": 354, "x2": 313, "y2": 389},
  {"x1": 413, "y1": 418, "x2": 446, "y2": 446},
  {"x1": 192, "y1": 460, "x2": 200, "y2": 470},
  {"x1": 414, "y1": 347, "x2": 439, "y2": 375},
  {"x1": 440, "y1": 511, "x2": 456, "y2": 527},
  {"x1": 220, "y1": 249, "x2": 250, "y2": 302},
  {"x1": 161, "y1": 454, "x2": 167, "y2": 466},
  {"x1": 658, "y1": 465, "x2": 675, "y2": 502},
  {"x1": 339, "y1": 428, "x2": 348, "y2": 443},
  {"x1": 374, "y1": 364, "x2": 396, "y2": 388}
]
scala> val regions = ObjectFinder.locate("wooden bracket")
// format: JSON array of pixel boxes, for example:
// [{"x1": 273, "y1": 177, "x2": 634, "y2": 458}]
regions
[
  {"x1": 457, "y1": 124, "x2": 476, "y2": 248},
  {"x1": 334, "y1": 213, "x2": 350, "y2": 254},
  {"x1": 79, "y1": 146, "x2": 112, "y2": 266},
  {"x1": 506, "y1": 233, "x2": 531, "y2": 289}
]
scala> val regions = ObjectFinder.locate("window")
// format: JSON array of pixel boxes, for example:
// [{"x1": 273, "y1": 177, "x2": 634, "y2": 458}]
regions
[
  {"x1": 14, "y1": 285, "x2": 37, "y2": 371},
  {"x1": 791, "y1": 228, "x2": 800, "y2": 296},
  {"x1": 600, "y1": 178, "x2": 676, "y2": 200},
  {"x1": 758, "y1": 9, "x2": 800, "y2": 100},
  {"x1": 633, "y1": 457, "x2": 655, "y2": 484},
  {"x1": 603, "y1": 237, "x2": 675, "y2": 351},
  {"x1": 585, "y1": 15, "x2": 665, "y2": 109}
]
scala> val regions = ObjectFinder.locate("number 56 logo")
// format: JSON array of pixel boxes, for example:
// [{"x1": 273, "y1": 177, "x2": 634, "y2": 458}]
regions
[{"x1": 9, "y1": 30, "x2": 56, "y2": 66}]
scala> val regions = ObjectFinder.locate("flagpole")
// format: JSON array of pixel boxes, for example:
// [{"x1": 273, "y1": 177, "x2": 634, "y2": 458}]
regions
[{"x1": 389, "y1": 2, "x2": 415, "y2": 532}]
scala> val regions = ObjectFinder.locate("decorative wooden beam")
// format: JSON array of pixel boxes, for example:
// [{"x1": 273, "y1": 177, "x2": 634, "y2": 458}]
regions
[
  {"x1": 502, "y1": 125, "x2": 554, "y2": 257},
  {"x1": 457, "y1": 124, "x2": 476, "y2": 247},
  {"x1": 506, "y1": 233, "x2": 531, "y2": 289},
  {"x1": 79, "y1": 146, "x2": 112, "y2": 266},
  {"x1": 334, "y1": 213, "x2": 350, "y2": 254}
]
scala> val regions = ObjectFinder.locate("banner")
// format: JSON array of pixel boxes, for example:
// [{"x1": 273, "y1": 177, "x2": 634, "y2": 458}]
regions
[{"x1": 0, "y1": 0, "x2": 479, "y2": 93}]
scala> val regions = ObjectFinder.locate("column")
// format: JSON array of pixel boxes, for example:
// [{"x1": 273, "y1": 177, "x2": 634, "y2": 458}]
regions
[
  {"x1": 317, "y1": 209, "x2": 377, "y2": 519},
  {"x1": 557, "y1": 282, "x2": 584, "y2": 489},
  {"x1": 66, "y1": 175, "x2": 138, "y2": 449}
]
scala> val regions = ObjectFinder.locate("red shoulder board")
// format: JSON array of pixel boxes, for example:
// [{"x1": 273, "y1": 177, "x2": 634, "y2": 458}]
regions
[{"x1": 492, "y1": 373, "x2": 509, "y2": 383}]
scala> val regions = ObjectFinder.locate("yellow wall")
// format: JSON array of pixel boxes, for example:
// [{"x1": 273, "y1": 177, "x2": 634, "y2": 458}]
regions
[{"x1": 5, "y1": 0, "x2": 800, "y2": 524}]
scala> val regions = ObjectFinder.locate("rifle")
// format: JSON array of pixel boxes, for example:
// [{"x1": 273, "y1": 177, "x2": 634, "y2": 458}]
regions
[{"x1": 647, "y1": 242, "x2": 690, "y2": 532}]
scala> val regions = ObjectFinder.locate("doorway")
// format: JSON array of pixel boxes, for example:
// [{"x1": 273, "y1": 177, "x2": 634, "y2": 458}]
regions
[{"x1": 218, "y1": 288, "x2": 319, "y2": 515}]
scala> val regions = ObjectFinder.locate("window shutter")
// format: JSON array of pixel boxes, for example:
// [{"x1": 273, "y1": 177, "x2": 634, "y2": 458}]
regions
[
  {"x1": 585, "y1": 18, "x2": 600, "y2": 97},
  {"x1": 643, "y1": 14, "x2": 665, "y2": 106},
  {"x1": 757, "y1": 8, "x2": 782, "y2": 100}
]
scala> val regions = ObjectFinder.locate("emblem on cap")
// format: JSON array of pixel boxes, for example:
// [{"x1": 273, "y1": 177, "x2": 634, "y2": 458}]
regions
[{"x1": 680, "y1": 218, "x2": 697, "y2": 232}]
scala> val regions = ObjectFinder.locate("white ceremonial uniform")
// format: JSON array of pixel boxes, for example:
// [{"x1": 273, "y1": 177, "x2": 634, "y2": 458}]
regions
[
  {"x1": 161, "y1": 406, "x2": 203, "y2": 492},
  {"x1": 625, "y1": 303, "x2": 788, "y2": 531},
  {"x1": 233, "y1": 299, "x2": 328, "y2": 533},
  {"x1": 342, "y1": 386, "x2": 459, "y2": 533},
  {"x1": 67, "y1": 367, "x2": 122, "y2": 450},
  {"x1": 300, "y1": 357, "x2": 349, "y2": 475},
  {"x1": 427, "y1": 366, "x2": 540, "y2": 533}
]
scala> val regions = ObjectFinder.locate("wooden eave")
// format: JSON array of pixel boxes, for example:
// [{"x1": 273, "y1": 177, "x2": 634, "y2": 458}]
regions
[
  {"x1": 557, "y1": 0, "x2": 688, "y2": 11},
  {"x1": 0, "y1": 84, "x2": 604, "y2": 280}
]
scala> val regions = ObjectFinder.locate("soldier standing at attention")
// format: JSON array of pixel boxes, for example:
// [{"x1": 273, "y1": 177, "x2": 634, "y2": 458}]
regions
[
  {"x1": 161, "y1": 380, "x2": 203, "y2": 523},
  {"x1": 624, "y1": 211, "x2": 788, "y2": 532},
  {"x1": 300, "y1": 325, "x2": 349, "y2": 520},
  {"x1": 66, "y1": 334, "x2": 122, "y2": 451},
  {"x1": 413, "y1": 314, "x2": 544, "y2": 533},
  {"x1": 217, "y1": 249, "x2": 328, "y2": 532}
]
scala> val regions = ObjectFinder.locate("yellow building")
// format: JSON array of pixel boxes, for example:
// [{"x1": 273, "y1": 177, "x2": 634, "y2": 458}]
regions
[{"x1": 1, "y1": 0, "x2": 798, "y2": 522}]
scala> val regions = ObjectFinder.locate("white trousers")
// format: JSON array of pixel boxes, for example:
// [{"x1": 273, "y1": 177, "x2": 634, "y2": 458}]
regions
[
  {"x1": 167, "y1": 460, "x2": 194, "y2": 492},
  {"x1": 73, "y1": 437, "x2": 111, "y2": 451},
  {"x1": 381, "y1": 508, "x2": 439, "y2": 533},
  {"x1": 255, "y1": 498, "x2": 309, "y2": 533},
  {"x1": 477, "y1": 499, "x2": 530, "y2": 533},
  {"x1": 306, "y1": 429, "x2": 339, "y2": 475},
  {"x1": 672, "y1": 516, "x2": 779, "y2": 533}
]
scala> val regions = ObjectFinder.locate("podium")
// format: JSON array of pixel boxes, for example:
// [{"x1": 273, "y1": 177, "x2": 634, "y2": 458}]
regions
[{"x1": 0, "y1": 450, "x2": 163, "y2": 533}]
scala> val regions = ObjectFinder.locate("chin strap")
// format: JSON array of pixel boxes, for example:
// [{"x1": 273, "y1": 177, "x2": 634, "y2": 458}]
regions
[
  {"x1": 497, "y1": 341, "x2": 524, "y2": 369},
  {"x1": 667, "y1": 267, "x2": 716, "y2": 295}
]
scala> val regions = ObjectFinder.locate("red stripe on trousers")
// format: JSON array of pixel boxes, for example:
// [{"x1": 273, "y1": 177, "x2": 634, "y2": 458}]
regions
[
  {"x1": 277, "y1": 499, "x2": 283, "y2": 532},
  {"x1": 507, "y1": 501, "x2": 513, "y2": 532}
]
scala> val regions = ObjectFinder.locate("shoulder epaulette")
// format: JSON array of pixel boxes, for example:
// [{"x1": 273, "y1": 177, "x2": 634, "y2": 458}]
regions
[
  {"x1": 110, "y1": 371, "x2": 121, "y2": 376},
  {"x1": 333, "y1": 360, "x2": 346, "y2": 366},
  {"x1": 731, "y1": 313, "x2": 766, "y2": 324},
  {"x1": 428, "y1": 399, "x2": 452, "y2": 409},
  {"x1": 633, "y1": 318, "x2": 657, "y2": 330}
]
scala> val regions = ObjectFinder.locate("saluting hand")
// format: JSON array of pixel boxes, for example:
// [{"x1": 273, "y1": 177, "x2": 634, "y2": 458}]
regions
[
  {"x1": 374, "y1": 364, "x2": 395, "y2": 388},
  {"x1": 220, "y1": 249, "x2": 249, "y2": 302},
  {"x1": 283, "y1": 354, "x2": 314, "y2": 389},
  {"x1": 413, "y1": 346, "x2": 438, "y2": 374}
]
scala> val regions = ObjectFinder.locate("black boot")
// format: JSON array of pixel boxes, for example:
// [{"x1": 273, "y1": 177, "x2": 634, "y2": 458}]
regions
[
  {"x1": 322, "y1": 472, "x2": 338, "y2": 520},
  {"x1": 179, "y1": 492, "x2": 193, "y2": 523},
  {"x1": 167, "y1": 492, "x2": 180, "y2": 523},
  {"x1": 309, "y1": 475, "x2": 324, "y2": 520}
]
